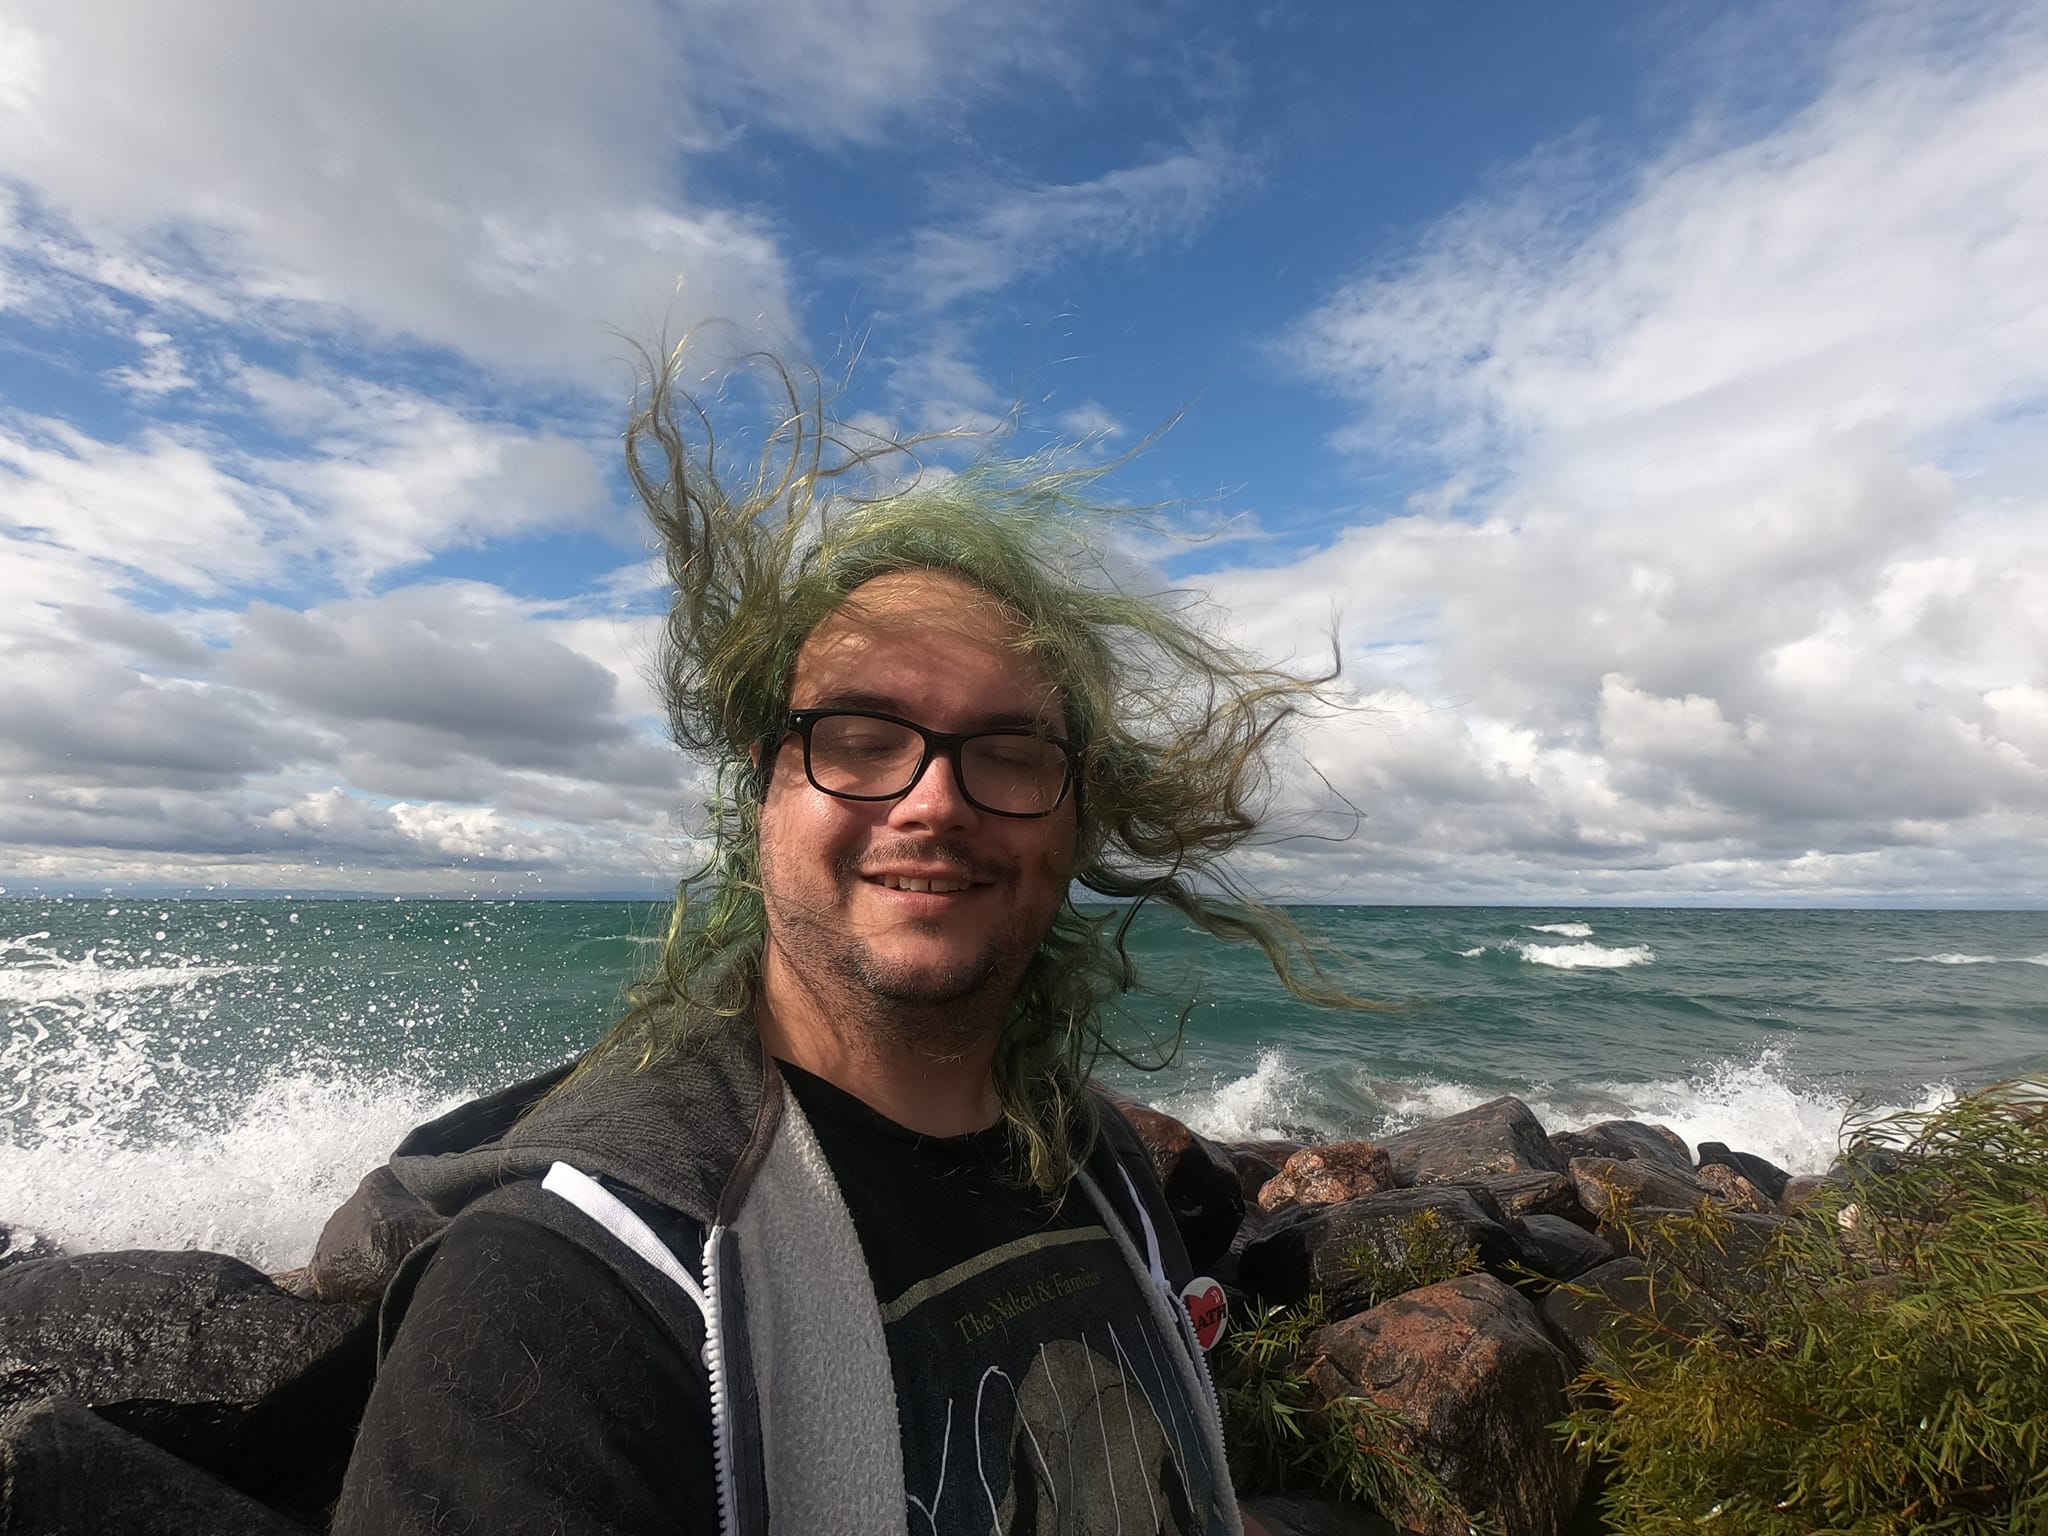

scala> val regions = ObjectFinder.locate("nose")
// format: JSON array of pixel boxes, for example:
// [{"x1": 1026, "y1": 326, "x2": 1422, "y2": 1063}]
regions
[{"x1": 887, "y1": 746, "x2": 979, "y2": 833}]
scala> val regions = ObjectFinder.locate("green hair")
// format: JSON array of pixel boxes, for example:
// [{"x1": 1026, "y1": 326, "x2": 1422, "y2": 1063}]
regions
[{"x1": 594, "y1": 350, "x2": 1374, "y2": 1193}]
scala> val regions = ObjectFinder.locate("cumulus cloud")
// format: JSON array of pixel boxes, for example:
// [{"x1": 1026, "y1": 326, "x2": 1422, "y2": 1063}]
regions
[{"x1": 1239, "y1": 0, "x2": 2048, "y2": 901}]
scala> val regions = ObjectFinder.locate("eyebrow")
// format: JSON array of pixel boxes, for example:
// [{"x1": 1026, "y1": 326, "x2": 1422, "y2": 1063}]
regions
[{"x1": 801, "y1": 690, "x2": 1059, "y2": 734}]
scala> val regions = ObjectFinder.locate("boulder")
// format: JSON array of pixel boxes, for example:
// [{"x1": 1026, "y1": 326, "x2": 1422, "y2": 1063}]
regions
[
  {"x1": 1231, "y1": 1138, "x2": 1308, "y2": 1169},
  {"x1": 0, "y1": 1224, "x2": 61, "y2": 1273},
  {"x1": 1695, "y1": 1141, "x2": 1791, "y2": 1203},
  {"x1": 1567, "y1": 1156, "x2": 1713, "y2": 1223},
  {"x1": 1306, "y1": 1274, "x2": 1584, "y2": 1536},
  {"x1": 1465, "y1": 1170, "x2": 1581, "y2": 1222},
  {"x1": 0, "y1": 1250, "x2": 376, "y2": 1520},
  {"x1": 1377, "y1": 1097, "x2": 1564, "y2": 1187},
  {"x1": 307, "y1": 1164, "x2": 446, "y2": 1304},
  {"x1": 1695, "y1": 1163, "x2": 1772, "y2": 1213},
  {"x1": 1257, "y1": 1142, "x2": 1396, "y2": 1212},
  {"x1": 1221, "y1": 1146, "x2": 1288, "y2": 1205},
  {"x1": 1237, "y1": 1186, "x2": 1520, "y2": 1316},
  {"x1": 1549, "y1": 1119, "x2": 1692, "y2": 1174},
  {"x1": 1778, "y1": 1172, "x2": 1833, "y2": 1215},
  {"x1": 1111, "y1": 1098, "x2": 1246, "y2": 1270},
  {"x1": 0, "y1": 1396, "x2": 311, "y2": 1535},
  {"x1": 1513, "y1": 1215, "x2": 1615, "y2": 1283},
  {"x1": 1239, "y1": 1490, "x2": 1402, "y2": 1535},
  {"x1": 1606, "y1": 1208, "x2": 1788, "y2": 1297},
  {"x1": 1538, "y1": 1256, "x2": 1727, "y2": 1368}
]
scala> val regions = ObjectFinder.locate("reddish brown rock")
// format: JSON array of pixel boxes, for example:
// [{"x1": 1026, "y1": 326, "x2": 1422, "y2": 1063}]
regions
[
  {"x1": 1695, "y1": 1141, "x2": 1792, "y2": 1202},
  {"x1": 1567, "y1": 1155, "x2": 1713, "y2": 1223},
  {"x1": 1377, "y1": 1096, "x2": 1564, "y2": 1187},
  {"x1": 1256, "y1": 1141, "x2": 1396, "y2": 1212},
  {"x1": 1696, "y1": 1163, "x2": 1772, "y2": 1213},
  {"x1": 1306, "y1": 1274, "x2": 1584, "y2": 1536},
  {"x1": 307, "y1": 1165, "x2": 447, "y2": 1304},
  {"x1": 1108, "y1": 1098, "x2": 1246, "y2": 1270}
]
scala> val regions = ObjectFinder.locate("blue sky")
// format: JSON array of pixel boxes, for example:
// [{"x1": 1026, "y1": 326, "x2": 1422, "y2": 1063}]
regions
[{"x1": 2, "y1": 0, "x2": 2045, "y2": 902}]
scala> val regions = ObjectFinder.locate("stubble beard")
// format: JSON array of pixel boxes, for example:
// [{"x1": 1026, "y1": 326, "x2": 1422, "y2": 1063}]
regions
[{"x1": 762, "y1": 852, "x2": 1053, "y2": 1061}]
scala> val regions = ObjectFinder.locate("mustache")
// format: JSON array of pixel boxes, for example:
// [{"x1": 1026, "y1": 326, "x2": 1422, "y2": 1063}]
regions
[{"x1": 835, "y1": 839, "x2": 1012, "y2": 883}]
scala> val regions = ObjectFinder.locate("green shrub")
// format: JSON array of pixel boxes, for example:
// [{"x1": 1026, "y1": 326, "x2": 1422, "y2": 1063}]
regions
[
  {"x1": 1217, "y1": 1207, "x2": 1485, "y2": 1516},
  {"x1": 1562, "y1": 1079, "x2": 2048, "y2": 1534}
]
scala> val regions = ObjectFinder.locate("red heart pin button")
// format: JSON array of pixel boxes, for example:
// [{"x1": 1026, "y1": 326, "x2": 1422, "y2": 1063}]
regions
[{"x1": 1179, "y1": 1276, "x2": 1227, "y2": 1351}]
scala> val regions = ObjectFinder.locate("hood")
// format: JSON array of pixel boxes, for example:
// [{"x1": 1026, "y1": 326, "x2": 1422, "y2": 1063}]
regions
[{"x1": 386, "y1": 1011, "x2": 780, "y2": 1228}]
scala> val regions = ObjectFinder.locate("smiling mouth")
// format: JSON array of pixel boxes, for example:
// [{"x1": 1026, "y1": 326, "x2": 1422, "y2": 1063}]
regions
[{"x1": 868, "y1": 873, "x2": 977, "y2": 894}]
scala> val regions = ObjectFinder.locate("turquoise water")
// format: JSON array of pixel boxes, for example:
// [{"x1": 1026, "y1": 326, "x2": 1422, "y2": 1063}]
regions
[{"x1": 3, "y1": 898, "x2": 2043, "y2": 1267}]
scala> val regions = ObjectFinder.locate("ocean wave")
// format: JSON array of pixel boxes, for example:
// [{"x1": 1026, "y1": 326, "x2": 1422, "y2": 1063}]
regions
[
  {"x1": 0, "y1": 1068, "x2": 471, "y2": 1270},
  {"x1": 1526, "y1": 922, "x2": 1593, "y2": 938},
  {"x1": 1512, "y1": 940, "x2": 1654, "y2": 970},
  {"x1": 1888, "y1": 952, "x2": 2048, "y2": 966},
  {"x1": 1154, "y1": 1050, "x2": 1317, "y2": 1143},
  {"x1": 1456, "y1": 945, "x2": 1487, "y2": 958},
  {"x1": 0, "y1": 959, "x2": 251, "y2": 1007}
]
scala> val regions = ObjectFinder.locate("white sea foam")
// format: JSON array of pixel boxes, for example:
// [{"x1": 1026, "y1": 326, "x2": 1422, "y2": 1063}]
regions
[
  {"x1": 1155, "y1": 1050, "x2": 1316, "y2": 1142},
  {"x1": 0, "y1": 1071, "x2": 470, "y2": 1270},
  {"x1": 1457, "y1": 945, "x2": 1487, "y2": 958},
  {"x1": 1527, "y1": 922, "x2": 1594, "y2": 938},
  {"x1": 1512, "y1": 940, "x2": 1654, "y2": 969},
  {"x1": 1888, "y1": 952, "x2": 2048, "y2": 966}
]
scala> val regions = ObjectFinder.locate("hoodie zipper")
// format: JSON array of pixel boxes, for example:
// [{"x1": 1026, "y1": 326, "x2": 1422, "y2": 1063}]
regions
[{"x1": 701, "y1": 1224, "x2": 739, "y2": 1536}]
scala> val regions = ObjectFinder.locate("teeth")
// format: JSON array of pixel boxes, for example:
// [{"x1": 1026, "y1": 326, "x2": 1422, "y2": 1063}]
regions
[{"x1": 879, "y1": 874, "x2": 970, "y2": 893}]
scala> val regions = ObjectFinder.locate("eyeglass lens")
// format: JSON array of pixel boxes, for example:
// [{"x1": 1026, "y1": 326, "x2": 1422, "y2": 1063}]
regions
[{"x1": 805, "y1": 713, "x2": 1068, "y2": 814}]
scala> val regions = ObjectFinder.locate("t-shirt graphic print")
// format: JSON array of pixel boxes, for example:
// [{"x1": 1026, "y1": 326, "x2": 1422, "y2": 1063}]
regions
[{"x1": 776, "y1": 1063, "x2": 1224, "y2": 1536}]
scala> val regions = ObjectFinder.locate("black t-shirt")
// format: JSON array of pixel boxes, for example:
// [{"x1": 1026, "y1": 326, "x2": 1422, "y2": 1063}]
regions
[{"x1": 781, "y1": 1062, "x2": 1224, "y2": 1536}]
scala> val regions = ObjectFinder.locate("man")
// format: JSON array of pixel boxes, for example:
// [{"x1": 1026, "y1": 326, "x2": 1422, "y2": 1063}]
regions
[{"x1": 336, "y1": 362, "x2": 1337, "y2": 1535}]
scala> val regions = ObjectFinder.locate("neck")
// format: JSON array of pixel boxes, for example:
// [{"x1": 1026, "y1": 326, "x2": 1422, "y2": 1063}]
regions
[{"x1": 755, "y1": 950, "x2": 1008, "y2": 1137}]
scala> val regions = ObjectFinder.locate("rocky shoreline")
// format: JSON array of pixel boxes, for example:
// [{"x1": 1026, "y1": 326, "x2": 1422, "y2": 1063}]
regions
[{"x1": 2, "y1": 1091, "x2": 1833, "y2": 1534}]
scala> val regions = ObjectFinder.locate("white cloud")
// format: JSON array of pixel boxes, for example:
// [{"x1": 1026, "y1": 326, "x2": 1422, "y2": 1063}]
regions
[
  {"x1": 899, "y1": 142, "x2": 1249, "y2": 309},
  {"x1": 1238, "y1": 0, "x2": 2048, "y2": 900}
]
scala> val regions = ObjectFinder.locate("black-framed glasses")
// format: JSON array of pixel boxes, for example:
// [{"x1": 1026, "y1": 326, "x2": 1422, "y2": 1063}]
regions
[{"x1": 779, "y1": 708, "x2": 1078, "y2": 818}]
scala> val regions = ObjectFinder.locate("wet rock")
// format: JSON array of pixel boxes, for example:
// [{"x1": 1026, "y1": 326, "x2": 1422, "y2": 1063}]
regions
[
  {"x1": 0, "y1": 1224, "x2": 62, "y2": 1273},
  {"x1": 1467, "y1": 1169, "x2": 1581, "y2": 1221},
  {"x1": 1112, "y1": 1098, "x2": 1246, "y2": 1270},
  {"x1": 0, "y1": 1396, "x2": 311, "y2": 1535},
  {"x1": 1549, "y1": 1119, "x2": 1692, "y2": 1174},
  {"x1": 1257, "y1": 1142, "x2": 1396, "y2": 1212},
  {"x1": 1567, "y1": 1156, "x2": 1713, "y2": 1223},
  {"x1": 307, "y1": 1165, "x2": 447, "y2": 1304},
  {"x1": 1695, "y1": 1141, "x2": 1791, "y2": 1203},
  {"x1": 1778, "y1": 1172, "x2": 1833, "y2": 1214},
  {"x1": 1239, "y1": 1490, "x2": 1402, "y2": 1535},
  {"x1": 1221, "y1": 1146, "x2": 1287, "y2": 1205},
  {"x1": 1514, "y1": 1215, "x2": 1615, "y2": 1283},
  {"x1": 0, "y1": 1249, "x2": 375, "y2": 1520},
  {"x1": 1232, "y1": 1138, "x2": 1308, "y2": 1169},
  {"x1": 1538, "y1": 1256, "x2": 1728, "y2": 1368},
  {"x1": 1306, "y1": 1275, "x2": 1584, "y2": 1536},
  {"x1": 1378, "y1": 1096, "x2": 1564, "y2": 1187},
  {"x1": 1606, "y1": 1208, "x2": 1788, "y2": 1295},
  {"x1": 1237, "y1": 1185, "x2": 1520, "y2": 1315},
  {"x1": 1696, "y1": 1163, "x2": 1772, "y2": 1213}
]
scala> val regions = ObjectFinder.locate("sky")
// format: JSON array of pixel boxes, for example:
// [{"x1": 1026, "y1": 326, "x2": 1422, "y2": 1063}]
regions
[{"x1": 1, "y1": 0, "x2": 2044, "y2": 905}]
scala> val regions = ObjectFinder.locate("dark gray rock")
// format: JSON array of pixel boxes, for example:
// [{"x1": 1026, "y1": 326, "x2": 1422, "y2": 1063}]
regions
[
  {"x1": 1778, "y1": 1172, "x2": 1834, "y2": 1214},
  {"x1": 1112, "y1": 1097, "x2": 1247, "y2": 1271},
  {"x1": 1549, "y1": 1119, "x2": 1693, "y2": 1173},
  {"x1": 306, "y1": 1165, "x2": 446, "y2": 1304},
  {"x1": 1568, "y1": 1155, "x2": 1713, "y2": 1222},
  {"x1": 1239, "y1": 1490, "x2": 1403, "y2": 1534},
  {"x1": 1514, "y1": 1215, "x2": 1616, "y2": 1283},
  {"x1": 1695, "y1": 1141, "x2": 1792, "y2": 1203},
  {"x1": 1307, "y1": 1275, "x2": 1584, "y2": 1536},
  {"x1": 0, "y1": 1249, "x2": 376, "y2": 1521},
  {"x1": 1222, "y1": 1145, "x2": 1287, "y2": 1204},
  {"x1": 0, "y1": 1224, "x2": 62, "y2": 1272},
  {"x1": 1539, "y1": 1256, "x2": 1728, "y2": 1368},
  {"x1": 1236, "y1": 1185, "x2": 1521, "y2": 1315},
  {"x1": 1466, "y1": 1169, "x2": 1582, "y2": 1221},
  {"x1": 1378, "y1": 1096, "x2": 1564, "y2": 1187},
  {"x1": 0, "y1": 1396, "x2": 310, "y2": 1535}
]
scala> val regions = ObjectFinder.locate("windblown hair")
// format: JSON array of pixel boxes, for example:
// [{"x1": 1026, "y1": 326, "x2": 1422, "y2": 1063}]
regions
[{"x1": 594, "y1": 350, "x2": 1373, "y2": 1193}]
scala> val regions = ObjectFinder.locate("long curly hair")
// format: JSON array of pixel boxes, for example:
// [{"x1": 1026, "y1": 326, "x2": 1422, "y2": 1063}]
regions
[{"x1": 589, "y1": 349, "x2": 1375, "y2": 1193}]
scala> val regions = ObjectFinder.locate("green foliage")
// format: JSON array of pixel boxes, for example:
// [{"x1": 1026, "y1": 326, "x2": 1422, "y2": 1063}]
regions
[
  {"x1": 1217, "y1": 1209, "x2": 1487, "y2": 1522},
  {"x1": 1343, "y1": 1205, "x2": 1484, "y2": 1309},
  {"x1": 1562, "y1": 1079, "x2": 2048, "y2": 1534}
]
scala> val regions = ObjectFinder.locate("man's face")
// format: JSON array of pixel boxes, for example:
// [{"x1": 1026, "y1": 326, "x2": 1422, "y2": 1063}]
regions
[{"x1": 756, "y1": 569, "x2": 1078, "y2": 1026}]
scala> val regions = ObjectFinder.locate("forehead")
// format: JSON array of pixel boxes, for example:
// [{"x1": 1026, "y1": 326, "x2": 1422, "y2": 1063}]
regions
[{"x1": 791, "y1": 570, "x2": 1059, "y2": 721}]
